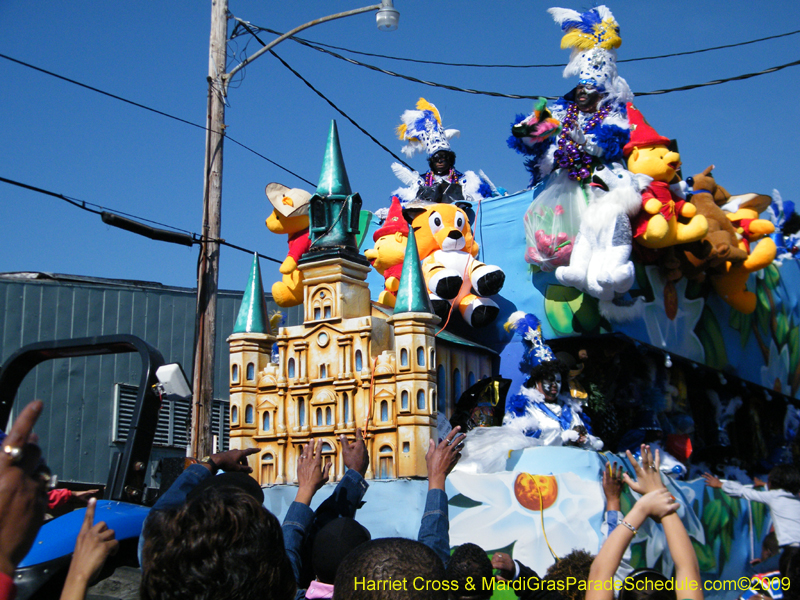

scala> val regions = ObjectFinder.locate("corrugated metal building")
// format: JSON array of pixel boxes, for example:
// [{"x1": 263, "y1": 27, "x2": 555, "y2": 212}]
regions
[{"x1": 0, "y1": 272, "x2": 300, "y2": 487}]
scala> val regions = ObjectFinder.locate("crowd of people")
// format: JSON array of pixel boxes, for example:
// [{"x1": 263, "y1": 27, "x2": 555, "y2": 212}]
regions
[{"x1": 1, "y1": 398, "x2": 798, "y2": 600}]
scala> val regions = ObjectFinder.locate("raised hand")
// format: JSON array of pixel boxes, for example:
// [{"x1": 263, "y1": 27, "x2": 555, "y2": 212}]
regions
[
  {"x1": 341, "y1": 427, "x2": 369, "y2": 477},
  {"x1": 295, "y1": 440, "x2": 331, "y2": 505},
  {"x1": 426, "y1": 426, "x2": 465, "y2": 490},
  {"x1": 0, "y1": 400, "x2": 49, "y2": 576},
  {"x1": 623, "y1": 444, "x2": 665, "y2": 495},
  {"x1": 602, "y1": 462, "x2": 624, "y2": 512},
  {"x1": 209, "y1": 447, "x2": 260, "y2": 473},
  {"x1": 60, "y1": 498, "x2": 119, "y2": 600}
]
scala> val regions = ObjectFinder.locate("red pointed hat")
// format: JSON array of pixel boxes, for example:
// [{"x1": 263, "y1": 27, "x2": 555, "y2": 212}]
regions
[
  {"x1": 623, "y1": 103, "x2": 671, "y2": 156},
  {"x1": 373, "y1": 196, "x2": 408, "y2": 241}
]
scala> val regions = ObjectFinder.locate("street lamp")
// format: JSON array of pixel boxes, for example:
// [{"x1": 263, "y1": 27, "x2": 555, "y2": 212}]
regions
[{"x1": 192, "y1": 1, "x2": 399, "y2": 458}]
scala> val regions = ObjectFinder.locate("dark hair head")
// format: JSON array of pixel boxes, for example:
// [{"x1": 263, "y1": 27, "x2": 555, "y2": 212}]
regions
[
  {"x1": 618, "y1": 569, "x2": 676, "y2": 600},
  {"x1": 428, "y1": 150, "x2": 456, "y2": 172},
  {"x1": 445, "y1": 543, "x2": 492, "y2": 600},
  {"x1": 312, "y1": 517, "x2": 372, "y2": 584},
  {"x1": 522, "y1": 359, "x2": 569, "y2": 391},
  {"x1": 186, "y1": 471, "x2": 265, "y2": 504},
  {"x1": 140, "y1": 486, "x2": 295, "y2": 600},
  {"x1": 768, "y1": 463, "x2": 800, "y2": 495},
  {"x1": 333, "y1": 537, "x2": 447, "y2": 600},
  {"x1": 545, "y1": 549, "x2": 595, "y2": 600}
]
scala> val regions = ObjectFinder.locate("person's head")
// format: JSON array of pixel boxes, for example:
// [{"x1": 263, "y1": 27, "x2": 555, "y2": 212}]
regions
[
  {"x1": 761, "y1": 530, "x2": 779, "y2": 562},
  {"x1": 312, "y1": 517, "x2": 372, "y2": 584},
  {"x1": 428, "y1": 150, "x2": 456, "y2": 175},
  {"x1": 618, "y1": 569, "x2": 676, "y2": 600},
  {"x1": 333, "y1": 537, "x2": 447, "y2": 600},
  {"x1": 524, "y1": 360, "x2": 568, "y2": 403},
  {"x1": 545, "y1": 549, "x2": 595, "y2": 600},
  {"x1": 445, "y1": 543, "x2": 493, "y2": 600},
  {"x1": 767, "y1": 463, "x2": 800, "y2": 494},
  {"x1": 140, "y1": 486, "x2": 295, "y2": 600},
  {"x1": 574, "y1": 80, "x2": 603, "y2": 113}
]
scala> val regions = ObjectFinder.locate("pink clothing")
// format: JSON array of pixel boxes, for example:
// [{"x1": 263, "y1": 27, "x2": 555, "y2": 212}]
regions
[{"x1": 305, "y1": 580, "x2": 334, "y2": 599}]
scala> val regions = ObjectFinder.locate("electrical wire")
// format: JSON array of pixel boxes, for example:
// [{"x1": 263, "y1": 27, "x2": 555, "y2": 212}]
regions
[
  {"x1": 0, "y1": 53, "x2": 315, "y2": 188},
  {"x1": 0, "y1": 176, "x2": 283, "y2": 264},
  {"x1": 240, "y1": 24, "x2": 800, "y2": 69},
  {"x1": 232, "y1": 19, "x2": 414, "y2": 170},
  {"x1": 261, "y1": 36, "x2": 800, "y2": 100}
]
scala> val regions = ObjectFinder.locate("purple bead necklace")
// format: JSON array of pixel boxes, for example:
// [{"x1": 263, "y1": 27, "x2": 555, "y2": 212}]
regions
[{"x1": 553, "y1": 103, "x2": 611, "y2": 181}]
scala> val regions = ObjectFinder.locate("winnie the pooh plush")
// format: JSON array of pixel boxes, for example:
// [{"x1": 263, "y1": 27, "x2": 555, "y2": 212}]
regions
[
  {"x1": 409, "y1": 203, "x2": 505, "y2": 327},
  {"x1": 364, "y1": 196, "x2": 408, "y2": 309},
  {"x1": 625, "y1": 104, "x2": 708, "y2": 250},
  {"x1": 265, "y1": 182, "x2": 311, "y2": 307}
]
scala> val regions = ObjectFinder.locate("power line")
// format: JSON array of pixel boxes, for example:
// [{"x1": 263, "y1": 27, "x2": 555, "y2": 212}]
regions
[
  {"x1": 0, "y1": 176, "x2": 283, "y2": 264},
  {"x1": 271, "y1": 38, "x2": 800, "y2": 100},
  {"x1": 236, "y1": 24, "x2": 800, "y2": 69},
  {"x1": 233, "y1": 18, "x2": 413, "y2": 170},
  {"x1": 0, "y1": 53, "x2": 315, "y2": 188}
]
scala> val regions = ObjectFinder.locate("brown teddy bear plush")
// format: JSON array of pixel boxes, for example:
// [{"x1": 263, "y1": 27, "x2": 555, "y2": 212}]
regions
[{"x1": 679, "y1": 166, "x2": 749, "y2": 281}]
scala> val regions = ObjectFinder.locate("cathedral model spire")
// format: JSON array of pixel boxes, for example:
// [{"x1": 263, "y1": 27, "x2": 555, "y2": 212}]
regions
[
  {"x1": 301, "y1": 120, "x2": 367, "y2": 265},
  {"x1": 232, "y1": 253, "x2": 271, "y2": 335}
]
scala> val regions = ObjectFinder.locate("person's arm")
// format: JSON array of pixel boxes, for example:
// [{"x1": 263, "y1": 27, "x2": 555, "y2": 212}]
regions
[
  {"x1": 59, "y1": 498, "x2": 119, "y2": 600},
  {"x1": 282, "y1": 440, "x2": 331, "y2": 587},
  {"x1": 601, "y1": 462, "x2": 624, "y2": 538},
  {"x1": 418, "y1": 427, "x2": 464, "y2": 566},
  {"x1": 703, "y1": 473, "x2": 774, "y2": 504},
  {"x1": 312, "y1": 428, "x2": 369, "y2": 528},
  {"x1": 0, "y1": 400, "x2": 49, "y2": 580},
  {"x1": 622, "y1": 446, "x2": 702, "y2": 600},
  {"x1": 587, "y1": 489, "x2": 678, "y2": 600}
]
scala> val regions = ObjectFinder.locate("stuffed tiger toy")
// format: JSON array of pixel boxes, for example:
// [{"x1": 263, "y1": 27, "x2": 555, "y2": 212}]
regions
[{"x1": 410, "y1": 203, "x2": 505, "y2": 327}]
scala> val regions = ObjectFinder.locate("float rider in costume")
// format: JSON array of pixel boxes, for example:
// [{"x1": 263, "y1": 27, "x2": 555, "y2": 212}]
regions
[
  {"x1": 391, "y1": 98, "x2": 492, "y2": 222},
  {"x1": 503, "y1": 312, "x2": 603, "y2": 450},
  {"x1": 508, "y1": 5, "x2": 632, "y2": 188}
]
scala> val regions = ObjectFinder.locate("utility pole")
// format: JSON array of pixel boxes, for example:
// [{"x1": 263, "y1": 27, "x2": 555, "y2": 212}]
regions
[{"x1": 192, "y1": 0, "x2": 227, "y2": 459}]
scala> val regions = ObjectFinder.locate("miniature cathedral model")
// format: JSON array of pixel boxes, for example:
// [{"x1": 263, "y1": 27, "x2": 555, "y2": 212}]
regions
[{"x1": 229, "y1": 122, "x2": 495, "y2": 484}]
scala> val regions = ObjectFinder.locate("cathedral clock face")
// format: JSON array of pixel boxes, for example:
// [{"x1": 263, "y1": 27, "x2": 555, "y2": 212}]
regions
[{"x1": 513, "y1": 473, "x2": 558, "y2": 511}]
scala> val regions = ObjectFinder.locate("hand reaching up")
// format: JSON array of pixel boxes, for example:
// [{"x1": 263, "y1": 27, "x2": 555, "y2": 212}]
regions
[
  {"x1": 426, "y1": 427, "x2": 465, "y2": 490},
  {"x1": 295, "y1": 440, "x2": 331, "y2": 505},
  {"x1": 59, "y1": 498, "x2": 119, "y2": 600},
  {"x1": 623, "y1": 444, "x2": 665, "y2": 495},
  {"x1": 341, "y1": 427, "x2": 369, "y2": 477}
]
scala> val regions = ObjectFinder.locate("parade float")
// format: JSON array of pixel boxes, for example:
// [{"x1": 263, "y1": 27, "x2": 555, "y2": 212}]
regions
[{"x1": 226, "y1": 6, "x2": 799, "y2": 597}]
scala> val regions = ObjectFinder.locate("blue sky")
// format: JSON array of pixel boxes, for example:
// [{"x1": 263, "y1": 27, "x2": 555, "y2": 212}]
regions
[{"x1": 1, "y1": 1, "x2": 798, "y2": 293}]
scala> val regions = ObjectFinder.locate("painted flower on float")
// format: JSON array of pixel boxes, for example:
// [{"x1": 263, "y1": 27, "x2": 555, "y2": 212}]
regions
[
  {"x1": 761, "y1": 340, "x2": 790, "y2": 394},
  {"x1": 642, "y1": 266, "x2": 705, "y2": 363},
  {"x1": 447, "y1": 448, "x2": 604, "y2": 574}
]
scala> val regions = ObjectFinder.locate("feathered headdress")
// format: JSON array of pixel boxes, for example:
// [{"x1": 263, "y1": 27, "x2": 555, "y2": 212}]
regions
[
  {"x1": 505, "y1": 311, "x2": 556, "y2": 372},
  {"x1": 396, "y1": 98, "x2": 460, "y2": 158},
  {"x1": 548, "y1": 5, "x2": 632, "y2": 106}
]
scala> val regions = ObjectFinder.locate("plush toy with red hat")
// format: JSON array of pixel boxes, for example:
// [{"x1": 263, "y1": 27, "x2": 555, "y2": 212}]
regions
[
  {"x1": 626, "y1": 104, "x2": 708, "y2": 250},
  {"x1": 364, "y1": 197, "x2": 408, "y2": 308},
  {"x1": 265, "y1": 182, "x2": 312, "y2": 307}
]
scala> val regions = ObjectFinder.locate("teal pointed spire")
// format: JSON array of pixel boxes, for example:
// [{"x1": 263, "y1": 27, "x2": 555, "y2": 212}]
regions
[
  {"x1": 393, "y1": 227, "x2": 434, "y2": 315},
  {"x1": 232, "y1": 254, "x2": 270, "y2": 334},
  {"x1": 316, "y1": 120, "x2": 352, "y2": 197}
]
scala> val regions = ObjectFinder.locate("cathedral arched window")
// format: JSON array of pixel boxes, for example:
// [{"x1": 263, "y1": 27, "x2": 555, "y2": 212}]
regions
[{"x1": 231, "y1": 364, "x2": 239, "y2": 384}]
